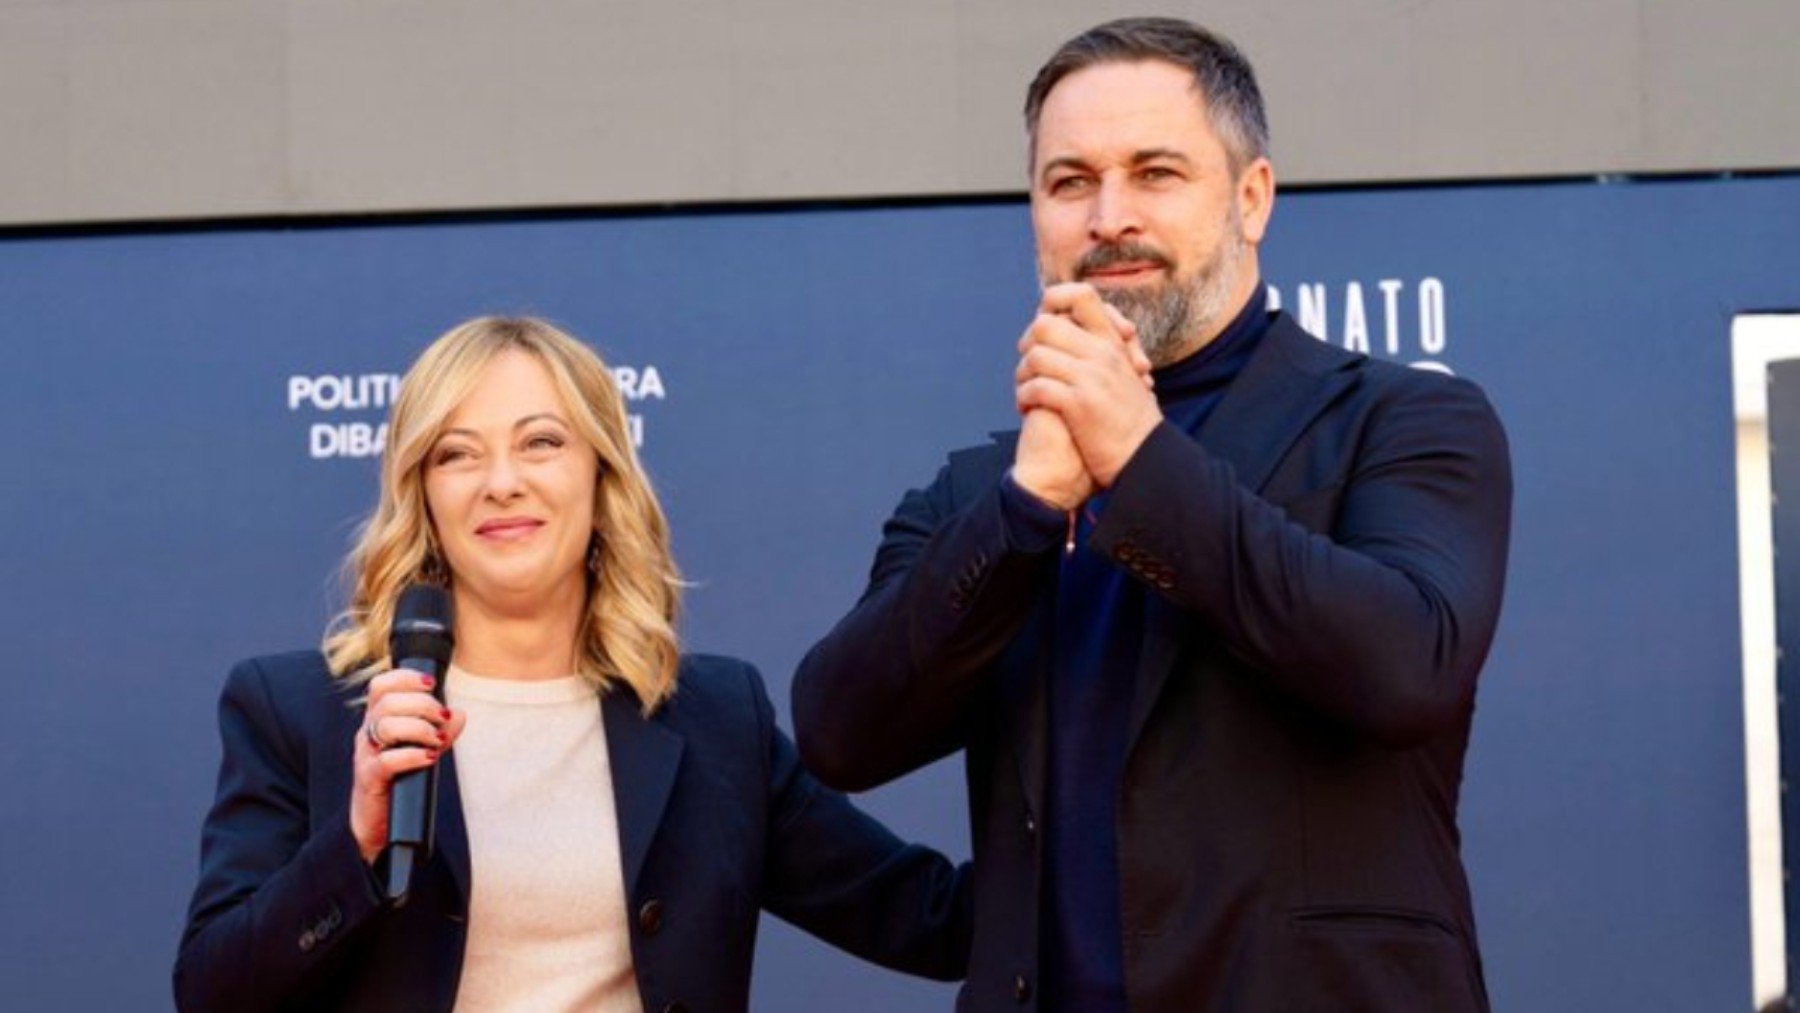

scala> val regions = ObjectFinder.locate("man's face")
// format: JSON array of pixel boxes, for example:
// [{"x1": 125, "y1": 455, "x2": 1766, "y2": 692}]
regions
[{"x1": 1030, "y1": 59, "x2": 1265, "y2": 366}]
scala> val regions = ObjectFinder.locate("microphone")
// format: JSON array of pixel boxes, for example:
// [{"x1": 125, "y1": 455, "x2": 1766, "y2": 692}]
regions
[{"x1": 382, "y1": 583, "x2": 455, "y2": 906}]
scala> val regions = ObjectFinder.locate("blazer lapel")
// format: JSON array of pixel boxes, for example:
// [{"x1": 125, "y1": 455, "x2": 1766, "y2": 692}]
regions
[
  {"x1": 1125, "y1": 317, "x2": 1362, "y2": 752},
  {"x1": 1194, "y1": 316, "x2": 1361, "y2": 493},
  {"x1": 601, "y1": 690, "x2": 685, "y2": 895}
]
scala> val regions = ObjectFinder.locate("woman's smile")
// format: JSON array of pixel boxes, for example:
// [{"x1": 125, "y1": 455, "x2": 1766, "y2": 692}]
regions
[{"x1": 475, "y1": 516, "x2": 546, "y2": 542}]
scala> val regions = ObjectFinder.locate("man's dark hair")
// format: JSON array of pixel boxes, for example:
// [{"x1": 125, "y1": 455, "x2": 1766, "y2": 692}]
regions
[{"x1": 1024, "y1": 17, "x2": 1269, "y2": 173}]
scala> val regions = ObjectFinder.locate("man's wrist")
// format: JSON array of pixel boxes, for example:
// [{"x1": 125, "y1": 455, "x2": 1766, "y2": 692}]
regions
[
  {"x1": 1009, "y1": 465, "x2": 1085, "y2": 511},
  {"x1": 1095, "y1": 415, "x2": 1165, "y2": 488},
  {"x1": 1001, "y1": 469, "x2": 1074, "y2": 555}
]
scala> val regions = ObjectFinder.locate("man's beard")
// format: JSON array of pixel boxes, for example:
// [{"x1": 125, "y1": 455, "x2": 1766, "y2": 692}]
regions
[{"x1": 1055, "y1": 214, "x2": 1249, "y2": 368}]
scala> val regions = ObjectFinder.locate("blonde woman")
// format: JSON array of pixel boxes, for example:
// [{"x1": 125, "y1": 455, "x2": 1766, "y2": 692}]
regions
[{"x1": 175, "y1": 317, "x2": 970, "y2": 1012}]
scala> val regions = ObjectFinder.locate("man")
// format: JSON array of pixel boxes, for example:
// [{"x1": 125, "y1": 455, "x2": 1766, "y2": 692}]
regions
[{"x1": 793, "y1": 17, "x2": 1509, "y2": 1013}]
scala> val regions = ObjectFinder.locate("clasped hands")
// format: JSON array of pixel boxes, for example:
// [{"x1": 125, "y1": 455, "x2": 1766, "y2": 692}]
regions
[{"x1": 1012, "y1": 283, "x2": 1161, "y2": 510}]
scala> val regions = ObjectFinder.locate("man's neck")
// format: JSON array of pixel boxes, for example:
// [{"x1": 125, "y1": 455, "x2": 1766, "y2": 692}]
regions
[{"x1": 1163, "y1": 274, "x2": 1264, "y2": 368}]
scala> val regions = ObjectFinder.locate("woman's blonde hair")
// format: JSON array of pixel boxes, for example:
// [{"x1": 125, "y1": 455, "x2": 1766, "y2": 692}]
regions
[{"x1": 323, "y1": 316, "x2": 682, "y2": 711}]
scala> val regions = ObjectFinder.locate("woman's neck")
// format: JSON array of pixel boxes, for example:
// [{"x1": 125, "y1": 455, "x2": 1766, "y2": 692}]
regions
[{"x1": 449, "y1": 579, "x2": 585, "y2": 681}]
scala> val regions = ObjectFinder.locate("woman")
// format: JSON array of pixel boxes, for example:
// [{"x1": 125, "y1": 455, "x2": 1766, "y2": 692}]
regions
[{"x1": 175, "y1": 317, "x2": 970, "y2": 1012}]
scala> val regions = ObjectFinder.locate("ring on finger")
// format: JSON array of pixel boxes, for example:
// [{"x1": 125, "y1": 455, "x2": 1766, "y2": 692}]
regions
[{"x1": 364, "y1": 717, "x2": 388, "y2": 750}]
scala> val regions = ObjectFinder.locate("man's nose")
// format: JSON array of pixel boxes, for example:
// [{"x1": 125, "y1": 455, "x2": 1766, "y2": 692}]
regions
[{"x1": 1088, "y1": 177, "x2": 1142, "y2": 243}]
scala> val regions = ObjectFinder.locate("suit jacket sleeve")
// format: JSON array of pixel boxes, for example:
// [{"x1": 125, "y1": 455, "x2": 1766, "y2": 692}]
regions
[
  {"x1": 173, "y1": 657, "x2": 386, "y2": 1012},
  {"x1": 792, "y1": 448, "x2": 1058, "y2": 792},
  {"x1": 1091, "y1": 370, "x2": 1512, "y2": 745},
  {"x1": 744, "y1": 663, "x2": 973, "y2": 980}
]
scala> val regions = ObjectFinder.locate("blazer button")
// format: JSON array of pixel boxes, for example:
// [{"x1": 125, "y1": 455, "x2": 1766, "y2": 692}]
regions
[
  {"x1": 1013, "y1": 973, "x2": 1032, "y2": 1002},
  {"x1": 298, "y1": 929, "x2": 316, "y2": 954},
  {"x1": 639, "y1": 899, "x2": 665, "y2": 936},
  {"x1": 1023, "y1": 812, "x2": 1036, "y2": 837}
]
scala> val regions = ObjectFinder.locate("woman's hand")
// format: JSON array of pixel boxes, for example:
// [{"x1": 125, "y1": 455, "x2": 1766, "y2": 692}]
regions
[{"x1": 349, "y1": 669, "x2": 467, "y2": 864}]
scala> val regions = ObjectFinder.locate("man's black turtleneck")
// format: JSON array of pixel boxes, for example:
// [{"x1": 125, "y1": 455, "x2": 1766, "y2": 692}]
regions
[{"x1": 1000, "y1": 282, "x2": 1272, "y2": 1011}]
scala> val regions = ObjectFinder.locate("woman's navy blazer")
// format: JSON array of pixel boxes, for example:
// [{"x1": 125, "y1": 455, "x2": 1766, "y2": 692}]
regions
[{"x1": 176, "y1": 650, "x2": 970, "y2": 1012}]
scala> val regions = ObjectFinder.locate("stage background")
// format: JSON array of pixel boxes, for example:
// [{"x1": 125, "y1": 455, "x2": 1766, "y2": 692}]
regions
[{"x1": 2, "y1": 173, "x2": 1793, "y2": 1010}]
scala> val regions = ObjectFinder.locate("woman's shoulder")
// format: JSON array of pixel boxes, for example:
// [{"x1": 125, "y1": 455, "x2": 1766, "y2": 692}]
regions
[
  {"x1": 660, "y1": 653, "x2": 773, "y2": 728},
  {"x1": 233, "y1": 648, "x2": 332, "y2": 674},
  {"x1": 221, "y1": 650, "x2": 350, "y2": 709},
  {"x1": 209, "y1": 651, "x2": 359, "y2": 760},
  {"x1": 676, "y1": 652, "x2": 761, "y2": 685},
  {"x1": 227, "y1": 649, "x2": 333, "y2": 682}
]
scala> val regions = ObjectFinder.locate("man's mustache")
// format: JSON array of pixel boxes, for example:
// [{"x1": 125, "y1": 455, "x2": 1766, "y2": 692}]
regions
[{"x1": 1075, "y1": 242, "x2": 1174, "y2": 279}]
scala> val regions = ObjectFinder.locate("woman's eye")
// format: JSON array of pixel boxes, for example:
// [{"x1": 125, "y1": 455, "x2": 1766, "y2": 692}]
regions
[
  {"x1": 525, "y1": 433, "x2": 565, "y2": 451},
  {"x1": 432, "y1": 447, "x2": 469, "y2": 466}
]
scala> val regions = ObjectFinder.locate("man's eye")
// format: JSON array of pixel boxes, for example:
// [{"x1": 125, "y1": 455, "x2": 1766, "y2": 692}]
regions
[
  {"x1": 1049, "y1": 176, "x2": 1092, "y2": 195},
  {"x1": 1138, "y1": 166, "x2": 1178, "y2": 182}
]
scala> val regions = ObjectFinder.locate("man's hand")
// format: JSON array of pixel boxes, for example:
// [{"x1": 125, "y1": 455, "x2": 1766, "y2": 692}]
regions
[
  {"x1": 1016, "y1": 283, "x2": 1161, "y2": 487},
  {"x1": 1013, "y1": 407, "x2": 1092, "y2": 510}
]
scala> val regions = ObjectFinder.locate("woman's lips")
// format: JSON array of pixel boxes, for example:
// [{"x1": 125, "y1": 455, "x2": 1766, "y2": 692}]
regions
[{"x1": 475, "y1": 517, "x2": 544, "y2": 541}]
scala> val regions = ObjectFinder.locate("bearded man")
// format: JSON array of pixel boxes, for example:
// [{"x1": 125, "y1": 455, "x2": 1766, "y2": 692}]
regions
[{"x1": 793, "y1": 17, "x2": 1512, "y2": 1013}]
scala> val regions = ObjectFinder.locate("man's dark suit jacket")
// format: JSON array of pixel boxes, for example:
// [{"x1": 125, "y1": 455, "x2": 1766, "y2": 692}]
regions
[
  {"x1": 176, "y1": 651, "x2": 970, "y2": 1012},
  {"x1": 793, "y1": 313, "x2": 1511, "y2": 1013}
]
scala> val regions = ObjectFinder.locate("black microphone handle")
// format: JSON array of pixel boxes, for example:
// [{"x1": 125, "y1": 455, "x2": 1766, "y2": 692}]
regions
[{"x1": 383, "y1": 652, "x2": 450, "y2": 905}]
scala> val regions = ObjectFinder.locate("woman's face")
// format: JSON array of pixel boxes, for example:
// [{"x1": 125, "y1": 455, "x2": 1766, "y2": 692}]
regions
[{"x1": 423, "y1": 349, "x2": 598, "y2": 612}]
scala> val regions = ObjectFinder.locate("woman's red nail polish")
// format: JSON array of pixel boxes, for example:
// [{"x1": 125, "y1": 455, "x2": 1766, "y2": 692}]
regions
[
  {"x1": 441, "y1": 708, "x2": 452, "y2": 720},
  {"x1": 421, "y1": 675, "x2": 436, "y2": 689}
]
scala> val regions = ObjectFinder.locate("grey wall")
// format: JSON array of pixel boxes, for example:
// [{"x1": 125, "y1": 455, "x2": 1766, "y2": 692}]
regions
[{"x1": 4, "y1": 0, "x2": 1798, "y2": 226}]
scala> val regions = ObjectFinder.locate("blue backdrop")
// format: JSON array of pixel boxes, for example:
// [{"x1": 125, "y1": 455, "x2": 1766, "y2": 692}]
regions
[{"x1": 3, "y1": 173, "x2": 1794, "y2": 1010}]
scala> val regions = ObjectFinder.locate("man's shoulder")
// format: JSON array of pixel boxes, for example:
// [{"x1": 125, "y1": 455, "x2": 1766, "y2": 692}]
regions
[{"x1": 1264, "y1": 311, "x2": 1495, "y2": 410}]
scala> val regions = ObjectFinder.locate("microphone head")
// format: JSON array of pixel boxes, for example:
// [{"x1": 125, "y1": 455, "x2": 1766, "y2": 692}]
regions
[
  {"x1": 394, "y1": 583, "x2": 453, "y2": 633},
  {"x1": 391, "y1": 583, "x2": 454, "y2": 669}
]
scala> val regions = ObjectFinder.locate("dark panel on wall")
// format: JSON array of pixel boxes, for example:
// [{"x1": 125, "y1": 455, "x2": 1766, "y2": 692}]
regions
[{"x1": 2, "y1": 174, "x2": 1795, "y2": 1009}]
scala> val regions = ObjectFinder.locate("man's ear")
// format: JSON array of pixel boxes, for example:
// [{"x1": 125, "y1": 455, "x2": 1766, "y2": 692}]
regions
[{"x1": 1237, "y1": 156, "x2": 1276, "y2": 245}]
